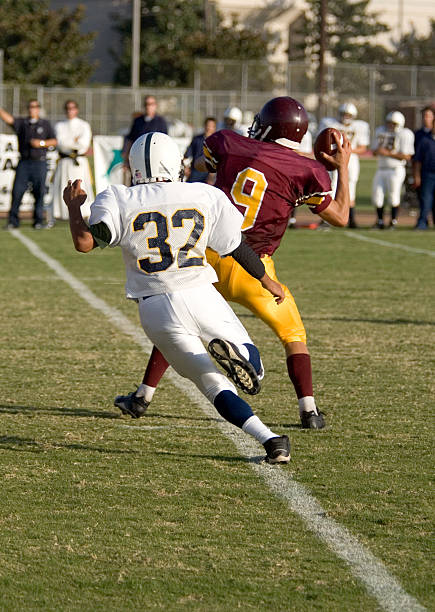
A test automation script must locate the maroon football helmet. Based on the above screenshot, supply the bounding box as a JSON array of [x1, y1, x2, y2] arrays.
[[248, 96, 308, 144]]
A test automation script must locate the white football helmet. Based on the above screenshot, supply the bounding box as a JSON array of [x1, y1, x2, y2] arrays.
[[386, 111, 405, 130], [129, 132, 183, 184], [223, 106, 243, 124], [338, 102, 357, 125]]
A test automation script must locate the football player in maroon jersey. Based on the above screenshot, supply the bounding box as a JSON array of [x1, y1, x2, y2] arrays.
[[115, 97, 351, 430]]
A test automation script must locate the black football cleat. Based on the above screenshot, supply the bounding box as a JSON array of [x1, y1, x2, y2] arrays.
[[208, 338, 261, 395], [114, 390, 149, 418], [264, 435, 291, 464], [300, 410, 325, 429]]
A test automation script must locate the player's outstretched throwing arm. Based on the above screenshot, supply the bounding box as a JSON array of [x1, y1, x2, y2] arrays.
[[317, 133, 352, 227]]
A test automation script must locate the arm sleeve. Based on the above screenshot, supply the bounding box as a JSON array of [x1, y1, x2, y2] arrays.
[[226, 240, 265, 280], [76, 121, 92, 154], [12, 117, 22, 134], [88, 186, 122, 247], [45, 121, 56, 140], [295, 164, 332, 213], [203, 131, 222, 171], [160, 117, 168, 134], [207, 189, 244, 255], [89, 221, 112, 249]]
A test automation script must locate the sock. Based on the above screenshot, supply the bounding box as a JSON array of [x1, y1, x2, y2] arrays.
[[287, 353, 313, 397], [298, 396, 317, 416], [143, 346, 169, 387], [213, 390, 254, 428], [287, 353, 318, 415], [376, 207, 384, 222], [391, 206, 399, 221], [349, 208, 355, 222], [243, 342, 263, 378], [135, 383, 155, 403], [242, 415, 279, 445]]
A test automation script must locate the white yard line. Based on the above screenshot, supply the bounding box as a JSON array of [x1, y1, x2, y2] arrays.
[[11, 230, 426, 612], [344, 230, 435, 257]]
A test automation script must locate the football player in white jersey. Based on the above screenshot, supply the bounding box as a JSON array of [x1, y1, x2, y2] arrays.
[[63, 132, 290, 464], [371, 111, 415, 229], [318, 103, 369, 228]]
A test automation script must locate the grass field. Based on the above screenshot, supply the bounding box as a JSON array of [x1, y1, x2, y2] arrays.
[[1, 222, 434, 611]]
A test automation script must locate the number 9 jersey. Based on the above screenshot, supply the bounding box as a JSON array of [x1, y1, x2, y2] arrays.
[[88, 181, 244, 299], [204, 129, 333, 256]]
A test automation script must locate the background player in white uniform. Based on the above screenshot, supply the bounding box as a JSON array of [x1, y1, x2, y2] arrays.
[[318, 103, 369, 228], [63, 132, 290, 464], [371, 111, 415, 229], [49, 100, 94, 225]]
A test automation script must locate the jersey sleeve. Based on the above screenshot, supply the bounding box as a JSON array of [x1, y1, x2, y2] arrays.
[[400, 129, 415, 156], [207, 188, 244, 255], [203, 130, 225, 171], [89, 186, 122, 247], [296, 164, 332, 213], [12, 117, 24, 134], [45, 120, 56, 140], [356, 121, 370, 147]]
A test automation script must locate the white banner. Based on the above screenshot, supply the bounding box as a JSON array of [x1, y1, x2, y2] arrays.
[[0, 134, 58, 212]]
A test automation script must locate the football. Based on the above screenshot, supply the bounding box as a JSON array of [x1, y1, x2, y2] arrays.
[[313, 127, 342, 171]]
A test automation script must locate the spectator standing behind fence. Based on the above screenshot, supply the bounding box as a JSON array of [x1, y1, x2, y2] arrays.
[[47, 100, 94, 226], [413, 119, 435, 230], [318, 103, 369, 228], [122, 95, 168, 166], [0, 99, 57, 229], [371, 111, 415, 229], [183, 117, 216, 184]]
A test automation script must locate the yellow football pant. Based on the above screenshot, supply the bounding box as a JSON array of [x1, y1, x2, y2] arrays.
[[206, 249, 307, 346]]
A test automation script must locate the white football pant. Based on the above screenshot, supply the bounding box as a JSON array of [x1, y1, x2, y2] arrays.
[[372, 166, 406, 208], [137, 284, 255, 404]]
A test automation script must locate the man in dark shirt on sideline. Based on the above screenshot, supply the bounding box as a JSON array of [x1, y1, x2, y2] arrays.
[[183, 116, 216, 184], [413, 117, 435, 229], [414, 106, 434, 150], [413, 105, 435, 228], [0, 99, 57, 229], [122, 95, 168, 167]]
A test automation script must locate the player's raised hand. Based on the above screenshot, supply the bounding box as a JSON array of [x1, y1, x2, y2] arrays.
[[322, 132, 352, 171], [260, 274, 285, 305], [63, 179, 87, 209]]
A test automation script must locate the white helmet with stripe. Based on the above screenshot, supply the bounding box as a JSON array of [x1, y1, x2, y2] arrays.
[[129, 132, 183, 184], [386, 111, 405, 129]]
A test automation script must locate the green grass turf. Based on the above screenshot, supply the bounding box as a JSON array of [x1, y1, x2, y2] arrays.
[[0, 223, 434, 610]]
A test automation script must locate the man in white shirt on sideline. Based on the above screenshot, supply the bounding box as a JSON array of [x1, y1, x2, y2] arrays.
[[63, 131, 290, 465], [371, 111, 415, 229], [49, 100, 94, 225]]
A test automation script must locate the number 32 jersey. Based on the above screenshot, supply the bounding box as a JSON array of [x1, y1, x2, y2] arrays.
[[204, 130, 333, 256], [89, 182, 244, 298]]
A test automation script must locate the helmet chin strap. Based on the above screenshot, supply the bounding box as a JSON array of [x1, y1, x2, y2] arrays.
[[260, 125, 272, 141]]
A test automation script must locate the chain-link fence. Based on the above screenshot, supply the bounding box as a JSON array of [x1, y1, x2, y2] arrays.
[[0, 61, 433, 137]]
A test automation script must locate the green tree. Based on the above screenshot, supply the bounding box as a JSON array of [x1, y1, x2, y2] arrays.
[[392, 20, 435, 65], [292, 0, 389, 64], [112, 0, 272, 87], [0, 0, 96, 86]]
